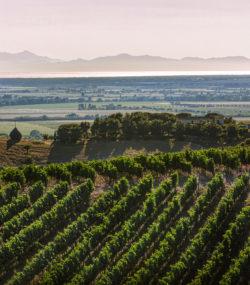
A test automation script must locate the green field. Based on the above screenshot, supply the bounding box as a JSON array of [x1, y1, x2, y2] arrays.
[[0, 103, 79, 110], [0, 101, 172, 110], [0, 120, 94, 137], [0, 121, 56, 136], [1, 100, 250, 119]]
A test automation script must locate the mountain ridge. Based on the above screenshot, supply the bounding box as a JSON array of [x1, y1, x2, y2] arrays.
[[1, 50, 250, 72]]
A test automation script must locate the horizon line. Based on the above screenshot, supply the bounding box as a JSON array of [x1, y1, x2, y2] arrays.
[[1, 50, 250, 62], [1, 70, 250, 79]]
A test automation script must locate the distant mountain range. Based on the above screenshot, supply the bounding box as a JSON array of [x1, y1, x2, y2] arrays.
[[1, 51, 250, 73]]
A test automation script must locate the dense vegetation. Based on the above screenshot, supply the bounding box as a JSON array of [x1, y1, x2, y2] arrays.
[[0, 145, 249, 284], [55, 112, 249, 144]]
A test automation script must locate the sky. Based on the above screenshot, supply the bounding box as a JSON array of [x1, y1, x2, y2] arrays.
[[0, 0, 250, 60]]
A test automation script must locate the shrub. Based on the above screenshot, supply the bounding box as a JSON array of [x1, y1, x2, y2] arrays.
[[0, 183, 20, 206], [66, 161, 96, 181], [111, 157, 143, 177], [90, 161, 118, 180], [23, 165, 48, 185], [46, 164, 71, 183], [1, 167, 25, 186], [29, 181, 45, 203]]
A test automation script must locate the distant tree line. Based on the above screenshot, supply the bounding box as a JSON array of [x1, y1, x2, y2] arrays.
[[0, 95, 82, 107], [54, 112, 249, 144]]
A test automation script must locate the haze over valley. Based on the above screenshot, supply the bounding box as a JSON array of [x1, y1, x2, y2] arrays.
[[1, 51, 250, 74]]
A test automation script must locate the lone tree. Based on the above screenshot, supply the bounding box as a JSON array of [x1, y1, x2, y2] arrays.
[[24, 144, 31, 155], [9, 127, 22, 143]]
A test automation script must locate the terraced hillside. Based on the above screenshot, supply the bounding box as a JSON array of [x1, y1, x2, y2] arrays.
[[0, 146, 249, 285]]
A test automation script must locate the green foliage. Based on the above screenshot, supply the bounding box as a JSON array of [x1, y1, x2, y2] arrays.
[[129, 173, 225, 284], [53, 112, 248, 143], [0, 181, 73, 267], [28, 181, 45, 203], [23, 164, 48, 185], [1, 167, 25, 185], [11, 178, 125, 285], [66, 161, 96, 181], [110, 156, 143, 177], [219, 237, 250, 285], [70, 178, 174, 284], [95, 175, 197, 285], [41, 175, 153, 284], [0, 145, 249, 285], [159, 174, 249, 285], [170, 171, 179, 188], [46, 164, 71, 182], [0, 183, 20, 207], [191, 206, 250, 285], [0, 194, 29, 225], [226, 124, 239, 141], [1, 181, 69, 241], [90, 160, 118, 180], [56, 123, 83, 144]]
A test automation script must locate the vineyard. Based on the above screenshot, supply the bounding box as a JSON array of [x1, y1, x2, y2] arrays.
[[0, 146, 249, 285]]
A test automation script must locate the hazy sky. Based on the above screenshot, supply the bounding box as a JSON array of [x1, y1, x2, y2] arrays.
[[1, 0, 250, 60]]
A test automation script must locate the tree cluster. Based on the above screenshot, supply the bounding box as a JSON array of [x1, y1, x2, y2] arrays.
[[55, 112, 249, 144]]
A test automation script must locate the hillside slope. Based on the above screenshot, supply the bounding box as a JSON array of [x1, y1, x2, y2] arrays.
[[0, 138, 203, 166], [0, 146, 249, 284]]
